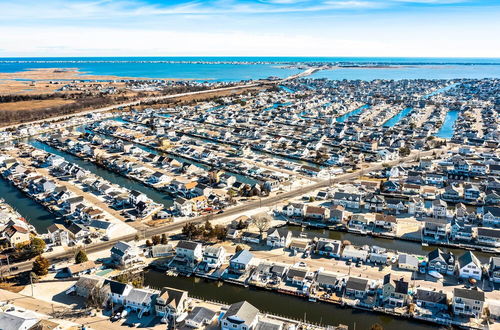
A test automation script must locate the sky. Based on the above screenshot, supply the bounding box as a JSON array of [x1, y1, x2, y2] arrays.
[[0, 0, 499, 57]]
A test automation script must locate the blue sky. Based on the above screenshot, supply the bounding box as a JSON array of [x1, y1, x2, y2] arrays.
[[0, 0, 499, 57]]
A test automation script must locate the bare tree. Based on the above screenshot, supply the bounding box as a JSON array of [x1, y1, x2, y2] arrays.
[[252, 212, 272, 235], [86, 287, 108, 310]]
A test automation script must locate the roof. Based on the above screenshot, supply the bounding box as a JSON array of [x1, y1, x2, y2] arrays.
[[67, 260, 97, 275], [103, 279, 129, 295], [111, 241, 134, 256], [28, 319, 60, 330], [346, 277, 368, 291], [255, 319, 283, 330], [0, 310, 39, 330], [223, 301, 259, 325], [158, 287, 188, 308], [177, 240, 201, 250], [458, 251, 481, 269], [230, 250, 254, 265], [126, 288, 156, 305], [186, 306, 216, 325], [477, 227, 500, 238], [415, 289, 447, 304], [454, 288, 485, 302], [316, 272, 337, 286], [394, 278, 409, 294]]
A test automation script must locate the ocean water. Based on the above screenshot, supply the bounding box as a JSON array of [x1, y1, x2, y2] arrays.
[[0, 57, 499, 81]]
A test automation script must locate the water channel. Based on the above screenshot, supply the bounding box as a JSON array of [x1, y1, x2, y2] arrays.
[[143, 270, 435, 330], [382, 107, 413, 128], [435, 110, 460, 139], [336, 105, 370, 123]]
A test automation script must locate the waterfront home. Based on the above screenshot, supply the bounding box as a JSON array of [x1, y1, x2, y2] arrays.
[[110, 241, 141, 267], [124, 288, 157, 318], [65, 260, 98, 277], [266, 227, 292, 248], [88, 219, 116, 237], [2, 225, 30, 246], [374, 214, 397, 232], [315, 238, 342, 258], [155, 287, 189, 319], [129, 190, 148, 206], [0, 310, 39, 330], [456, 251, 482, 281], [427, 249, 455, 275], [176, 240, 203, 266], [102, 279, 133, 305], [422, 218, 449, 242], [227, 228, 241, 240], [414, 289, 448, 311], [341, 245, 368, 262], [452, 288, 485, 318], [329, 205, 345, 222], [432, 199, 448, 218], [345, 277, 369, 299], [383, 275, 410, 308], [398, 254, 419, 271], [74, 275, 105, 298], [47, 223, 71, 246], [185, 306, 217, 328], [304, 205, 329, 221], [285, 267, 309, 288], [332, 192, 361, 209], [483, 206, 500, 227], [364, 194, 385, 212], [220, 301, 259, 330], [450, 219, 474, 243], [242, 232, 261, 244], [348, 214, 372, 234], [488, 257, 500, 283], [315, 271, 338, 291], [229, 250, 254, 275], [289, 238, 310, 252], [202, 246, 227, 269], [477, 227, 500, 247], [150, 244, 174, 258]]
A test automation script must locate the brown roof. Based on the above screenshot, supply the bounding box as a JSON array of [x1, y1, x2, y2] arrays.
[[67, 260, 97, 274], [306, 206, 326, 215]]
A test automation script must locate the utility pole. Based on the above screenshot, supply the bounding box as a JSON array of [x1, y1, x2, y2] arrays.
[[30, 272, 34, 296]]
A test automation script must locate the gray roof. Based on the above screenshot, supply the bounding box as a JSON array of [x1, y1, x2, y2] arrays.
[[316, 272, 337, 287], [224, 301, 259, 325], [177, 240, 200, 250], [454, 288, 485, 302], [346, 277, 368, 291], [255, 320, 283, 330], [111, 241, 133, 256], [230, 250, 254, 265], [458, 251, 481, 268], [186, 306, 216, 325], [415, 289, 447, 305]]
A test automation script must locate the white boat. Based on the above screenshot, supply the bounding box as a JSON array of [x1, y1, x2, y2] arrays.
[[428, 271, 443, 279]]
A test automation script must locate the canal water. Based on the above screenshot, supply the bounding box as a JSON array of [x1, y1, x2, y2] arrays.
[[383, 107, 413, 128], [143, 270, 434, 330], [0, 176, 57, 233], [435, 110, 459, 139], [336, 105, 369, 123], [285, 225, 494, 263]]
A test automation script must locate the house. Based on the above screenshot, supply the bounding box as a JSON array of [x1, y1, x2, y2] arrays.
[[414, 289, 448, 311], [304, 206, 329, 221], [386, 277, 410, 307], [341, 245, 368, 262], [241, 232, 261, 244], [0, 310, 39, 330], [282, 203, 305, 217], [422, 218, 449, 241], [176, 240, 203, 266], [74, 275, 105, 298], [266, 228, 292, 248], [332, 192, 361, 209], [289, 238, 310, 252], [185, 306, 217, 328], [348, 214, 372, 234], [254, 319, 283, 330], [125, 288, 157, 317], [155, 287, 189, 318], [427, 249, 455, 275], [452, 288, 485, 318], [65, 260, 98, 277], [3, 225, 30, 246], [110, 241, 141, 267], [364, 194, 385, 212], [398, 254, 419, 271], [374, 214, 397, 232], [488, 257, 500, 283], [432, 199, 448, 218], [345, 277, 369, 299], [220, 301, 259, 330], [285, 267, 309, 287], [315, 271, 338, 291], [102, 279, 133, 305], [477, 227, 500, 247], [315, 238, 341, 258], [203, 246, 226, 269], [483, 206, 500, 227], [456, 251, 482, 281], [329, 205, 345, 222], [229, 250, 254, 274]]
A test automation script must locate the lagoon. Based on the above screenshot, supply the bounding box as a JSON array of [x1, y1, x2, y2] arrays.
[[435, 110, 460, 139], [383, 107, 413, 127]]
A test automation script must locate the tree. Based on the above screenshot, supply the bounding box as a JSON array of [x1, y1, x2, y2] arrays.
[[145, 240, 152, 247], [134, 234, 140, 241], [309, 196, 315, 202], [152, 235, 161, 246], [370, 324, 383, 330], [160, 233, 168, 245], [213, 225, 227, 241], [399, 146, 411, 157], [86, 286, 107, 309], [75, 250, 88, 264], [235, 245, 244, 253], [32, 256, 49, 276], [252, 213, 271, 235], [30, 237, 46, 256]]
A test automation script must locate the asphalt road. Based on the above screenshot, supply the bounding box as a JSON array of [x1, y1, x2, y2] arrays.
[[3, 146, 445, 275]]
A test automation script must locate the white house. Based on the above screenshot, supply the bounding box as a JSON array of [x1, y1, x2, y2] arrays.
[[220, 301, 259, 330], [176, 240, 203, 266], [457, 252, 482, 281], [266, 228, 292, 248], [203, 246, 226, 269]]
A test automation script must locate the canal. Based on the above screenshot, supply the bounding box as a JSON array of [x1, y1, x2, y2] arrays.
[[336, 105, 369, 123], [143, 271, 434, 330], [383, 107, 413, 128], [285, 225, 494, 263], [435, 110, 459, 139]]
